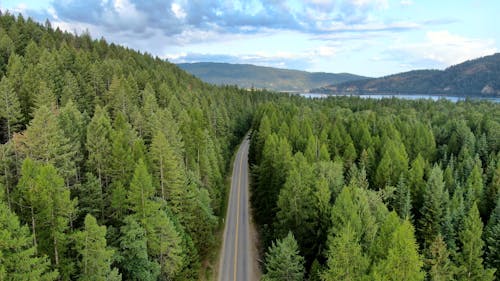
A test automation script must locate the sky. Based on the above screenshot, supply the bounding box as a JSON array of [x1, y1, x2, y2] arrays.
[[0, 0, 498, 77]]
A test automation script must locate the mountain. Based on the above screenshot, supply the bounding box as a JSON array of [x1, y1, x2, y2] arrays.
[[313, 53, 500, 97], [177, 62, 367, 92]]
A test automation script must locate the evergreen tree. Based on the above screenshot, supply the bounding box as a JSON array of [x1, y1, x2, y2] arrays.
[[0, 76, 22, 141], [418, 165, 447, 248], [484, 196, 500, 280], [150, 130, 185, 201], [75, 214, 121, 281], [331, 186, 380, 253], [456, 203, 495, 281], [117, 216, 160, 281], [127, 159, 185, 278], [466, 162, 484, 209], [427, 234, 455, 281], [322, 224, 370, 281], [374, 138, 409, 189], [57, 99, 86, 184], [86, 105, 112, 186], [0, 189, 58, 281], [276, 153, 318, 260], [262, 233, 305, 281], [14, 105, 76, 183], [16, 159, 76, 277], [108, 113, 135, 184], [408, 154, 426, 219], [371, 219, 425, 281]]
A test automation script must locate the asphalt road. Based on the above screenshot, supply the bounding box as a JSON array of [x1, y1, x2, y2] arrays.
[[218, 137, 257, 281]]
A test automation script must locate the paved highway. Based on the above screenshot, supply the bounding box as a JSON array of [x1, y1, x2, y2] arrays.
[[218, 137, 258, 281]]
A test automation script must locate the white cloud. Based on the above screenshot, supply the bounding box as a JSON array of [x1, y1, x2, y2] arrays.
[[352, 0, 388, 9], [171, 3, 186, 19], [400, 0, 413, 6], [392, 30, 497, 67]]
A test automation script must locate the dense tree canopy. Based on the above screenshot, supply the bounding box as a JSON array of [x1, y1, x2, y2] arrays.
[[250, 95, 499, 280], [0, 11, 499, 281], [0, 11, 272, 280]]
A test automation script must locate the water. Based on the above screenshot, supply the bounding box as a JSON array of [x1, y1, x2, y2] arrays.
[[300, 93, 500, 103]]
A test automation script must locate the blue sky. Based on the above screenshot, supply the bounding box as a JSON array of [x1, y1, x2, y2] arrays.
[[1, 0, 498, 77]]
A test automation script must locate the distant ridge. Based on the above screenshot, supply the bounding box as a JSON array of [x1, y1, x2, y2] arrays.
[[177, 62, 367, 92], [313, 53, 500, 97]]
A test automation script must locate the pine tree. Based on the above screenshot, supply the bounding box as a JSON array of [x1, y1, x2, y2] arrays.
[[0, 76, 22, 141], [57, 99, 85, 184], [262, 233, 305, 281], [16, 159, 76, 277], [108, 113, 135, 184], [427, 234, 455, 281], [371, 219, 425, 281], [374, 138, 408, 189], [76, 173, 104, 221], [127, 159, 185, 278], [331, 186, 380, 253], [150, 130, 185, 201], [14, 105, 76, 183], [395, 174, 412, 219], [465, 162, 484, 209], [322, 224, 370, 281], [456, 203, 495, 281], [484, 196, 500, 280], [127, 159, 156, 219], [86, 105, 112, 186], [145, 209, 185, 279], [117, 216, 160, 281], [418, 165, 447, 249], [0, 189, 58, 281], [408, 154, 426, 219], [276, 153, 318, 260], [75, 214, 121, 281]]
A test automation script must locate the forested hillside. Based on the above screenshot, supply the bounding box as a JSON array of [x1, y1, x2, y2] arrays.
[[250, 97, 499, 280], [0, 12, 272, 280], [178, 62, 366, 92], [314, 53, 500, 97]]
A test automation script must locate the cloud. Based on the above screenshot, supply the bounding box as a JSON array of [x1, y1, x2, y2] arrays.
[[33, 0, 423, 38], [388, 30, 497, 68]]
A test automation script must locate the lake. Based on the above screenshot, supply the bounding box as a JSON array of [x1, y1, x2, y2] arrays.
[[300, 93, 500, 103]]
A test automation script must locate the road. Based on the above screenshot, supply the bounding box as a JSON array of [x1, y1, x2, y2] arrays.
[[218, 137, 258, 281]]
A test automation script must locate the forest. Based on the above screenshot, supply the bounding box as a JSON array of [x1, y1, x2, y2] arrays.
[[251, 96, 499, 280], [0, 11, 275, 280], [0, 11, 499, 281]]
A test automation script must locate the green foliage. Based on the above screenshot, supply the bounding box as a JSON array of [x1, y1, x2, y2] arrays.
[[484, 195, 500, 280], [250, 94, 499, 279], [262, 232, 305, 281], [117, 216, 160, 281], [15, 158, 76, 277], [15, 105, 76, 183], [322, 224, 370, 281], [75, 214, 121, 281], [0, 190, 58, 281], [371, 219, 425, 281], [427, 235, 455, 281], [85, 105, 112, 186], [456, 203, 495, 281], [375, 138, 408, 188], [418, 165, 447, 248], [0, 76, 22, 141]]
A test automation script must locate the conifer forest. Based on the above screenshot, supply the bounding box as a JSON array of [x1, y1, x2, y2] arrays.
[[0, 12, 499, 281]]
